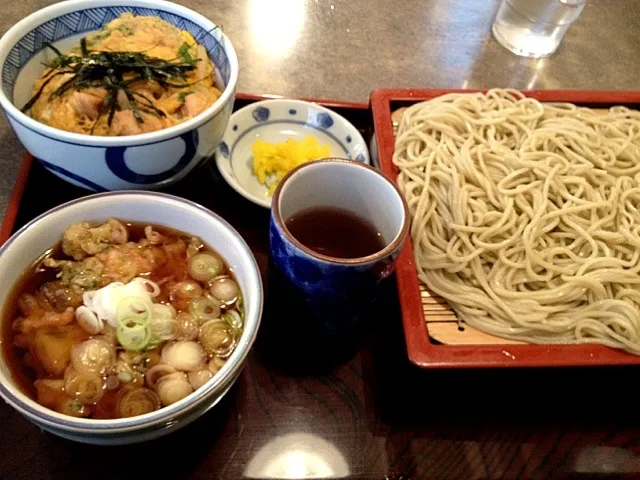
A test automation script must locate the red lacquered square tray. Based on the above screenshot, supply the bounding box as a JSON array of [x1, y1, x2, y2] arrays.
[[371, 88, 640, 368]]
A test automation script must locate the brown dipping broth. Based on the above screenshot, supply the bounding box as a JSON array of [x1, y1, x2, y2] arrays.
[[284, 207, 385, 259]]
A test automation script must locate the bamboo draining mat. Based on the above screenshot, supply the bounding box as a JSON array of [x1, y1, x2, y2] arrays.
[[391, 107, 525, 346]]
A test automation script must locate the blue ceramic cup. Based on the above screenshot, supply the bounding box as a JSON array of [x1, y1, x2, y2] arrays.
[[269, 159, 409, 335]]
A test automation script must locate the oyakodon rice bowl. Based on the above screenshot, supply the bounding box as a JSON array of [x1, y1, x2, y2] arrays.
[[0, 192, 262, 444], [0, 0, 238, 190]]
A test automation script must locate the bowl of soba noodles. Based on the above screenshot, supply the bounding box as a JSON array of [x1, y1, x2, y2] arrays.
[[0, 0, 238, 191], [0, 192, 263, 444]]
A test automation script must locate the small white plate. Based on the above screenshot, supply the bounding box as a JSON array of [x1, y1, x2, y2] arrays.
[[215, 99, 370, 208]]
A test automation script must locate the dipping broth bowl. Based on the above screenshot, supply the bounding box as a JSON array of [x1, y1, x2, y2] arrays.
[[0, 0, 238, 191], [0, 192, 263, 444], [269, 159, 409, 334]]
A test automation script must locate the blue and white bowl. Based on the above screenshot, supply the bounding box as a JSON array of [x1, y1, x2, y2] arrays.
[[0, 192, 263, 444], [215, 99, 370, 208], [0, 0, 238, 191]]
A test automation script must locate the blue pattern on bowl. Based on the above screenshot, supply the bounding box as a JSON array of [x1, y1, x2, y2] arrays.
[[269, 215, 400, 334], [2, 6, 231, 98], [39, 158, 108, 191], [106, 130, 199, 184], [312, 112, 334, 129], [346, 135, 352, 143], [252, 106, 270, 122], [231, 119, 352, 157], [219, 140, 230, 159], [288, 109, 297, 115]]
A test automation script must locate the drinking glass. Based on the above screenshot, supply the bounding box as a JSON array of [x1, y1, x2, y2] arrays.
[[492, 0, 586, 58]]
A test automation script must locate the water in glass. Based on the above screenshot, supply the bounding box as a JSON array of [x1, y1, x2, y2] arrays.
[[492, 0, 586, 58]]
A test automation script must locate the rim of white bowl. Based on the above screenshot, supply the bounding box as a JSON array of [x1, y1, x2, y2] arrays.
[[0, 191, 263, 433], [215, 98, 371, 209], [0, 0, 238, 147]]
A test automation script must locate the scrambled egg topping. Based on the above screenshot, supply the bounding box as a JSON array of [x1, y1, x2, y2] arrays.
[[252, 136, 331, 195]]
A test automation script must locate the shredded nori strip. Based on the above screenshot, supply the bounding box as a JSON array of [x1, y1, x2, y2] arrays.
[[22, 38, 200, 127]]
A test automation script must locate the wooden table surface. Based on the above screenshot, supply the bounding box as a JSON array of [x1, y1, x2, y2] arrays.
[[0, 1, 640, 478]]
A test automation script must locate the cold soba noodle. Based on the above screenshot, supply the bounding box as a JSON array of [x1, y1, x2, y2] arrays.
[[393, 89, 640, 353], [2, 220, 244, 418]]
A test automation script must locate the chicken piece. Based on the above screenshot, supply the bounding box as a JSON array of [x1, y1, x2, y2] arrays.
[[13, 307, 74, 334], [112, 109, 163, 136], [182, 93, 208, 118], [38, 282, 84, 311], [61, 218, 128, 260], [112, 110, 141, 135], [70, 90, 106, 120], [26, 324, 89, 376]]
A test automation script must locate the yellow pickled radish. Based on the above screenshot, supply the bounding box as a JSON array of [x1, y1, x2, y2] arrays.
[[252, 136, 331, 194]]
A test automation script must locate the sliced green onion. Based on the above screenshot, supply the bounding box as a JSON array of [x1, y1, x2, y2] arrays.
[[117, 314, 151, 351], [189, 297, 221, 324], [116, 296, 153, 324], [199, 319, 236, 357], [61, 398, 91, 417], [133, 277, 161, 297], [171, 280, 203, 301], [208, 356, 226, 374], [222, 309, 243, 331], [175, 312, 199, 341], [208, 276, 239, 305], [236, 294, 245, 320], [188, 253, 224, 282], [147, 316, 178, 349], [116, 387, 160, 418], [64, 369, 105, 404], [152, 303, 177, 320]]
